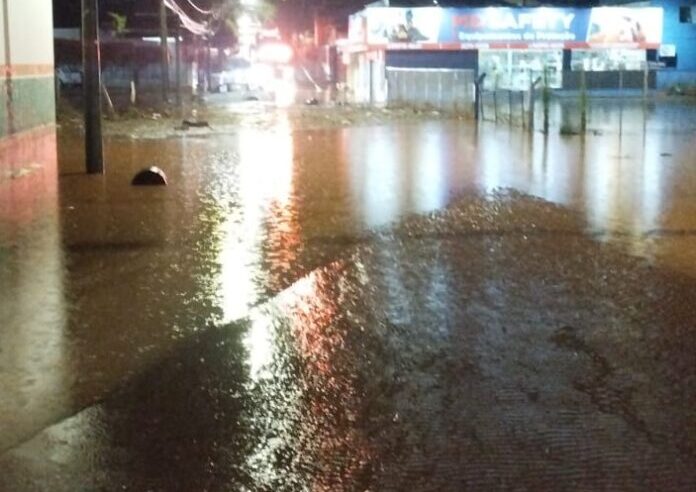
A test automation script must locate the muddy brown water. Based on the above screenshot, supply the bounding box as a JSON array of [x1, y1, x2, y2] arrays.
[[1, 102, 696, 489]]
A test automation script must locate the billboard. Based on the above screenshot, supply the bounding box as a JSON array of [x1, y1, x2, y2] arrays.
[[357, 7, 663, 48], [365, 7, 443, 44]]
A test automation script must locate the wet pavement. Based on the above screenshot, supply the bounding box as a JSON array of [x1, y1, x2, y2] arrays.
[[1, 98, 696, 490]]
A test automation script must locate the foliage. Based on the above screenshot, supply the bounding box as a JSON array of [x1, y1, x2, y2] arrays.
[[108, 12, 128, 34], [197, 0, 277, 37]]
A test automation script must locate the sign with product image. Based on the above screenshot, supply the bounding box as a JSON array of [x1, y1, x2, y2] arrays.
[[351, 7, 663, 49]]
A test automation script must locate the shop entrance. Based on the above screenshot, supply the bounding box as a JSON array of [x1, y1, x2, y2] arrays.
[[479, 49, 563, 90]]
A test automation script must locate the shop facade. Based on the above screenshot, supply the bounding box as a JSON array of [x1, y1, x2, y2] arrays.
[[341, 3, 693, 105], [657, 0, 696, 87]]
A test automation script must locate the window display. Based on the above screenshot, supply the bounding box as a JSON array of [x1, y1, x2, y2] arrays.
[[479, 49, 563, 90], [570, 49, 646, 71]]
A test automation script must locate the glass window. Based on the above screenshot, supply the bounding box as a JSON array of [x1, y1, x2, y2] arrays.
[[680, 6, 694, 24], [571, 49, 646, 72], [479, 49, 563, 90]]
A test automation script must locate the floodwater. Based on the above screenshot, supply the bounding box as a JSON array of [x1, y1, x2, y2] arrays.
[[1, 99, 696, 490]]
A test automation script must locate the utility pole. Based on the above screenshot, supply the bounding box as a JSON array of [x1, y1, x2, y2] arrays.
[[159, 0, 170, 103], [82, 0, 104, 174], [175, 26, 182, 108]]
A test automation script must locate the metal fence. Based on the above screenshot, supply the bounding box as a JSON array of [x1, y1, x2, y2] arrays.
[[480, 89, 530, 127], [477, 68, 673, 134], [386, 68, 476, 114]]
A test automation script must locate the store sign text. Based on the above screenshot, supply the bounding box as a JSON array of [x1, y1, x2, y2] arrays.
[[356, 7, 663, 48], [452, 11, 575, 32]]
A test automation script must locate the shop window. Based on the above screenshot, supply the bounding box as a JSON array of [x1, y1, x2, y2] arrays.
[[571, 49, 646, 72], [479, 49, 563, 90], [680, 6, 694, 23]]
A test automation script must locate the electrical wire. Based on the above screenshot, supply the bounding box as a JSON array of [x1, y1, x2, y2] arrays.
[[163, 0, 211, 35], [185, 0, 212, 15]]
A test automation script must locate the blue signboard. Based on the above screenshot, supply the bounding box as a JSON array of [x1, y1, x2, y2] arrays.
[[441, 8, 591, 44], [358, 7, 663, 47]]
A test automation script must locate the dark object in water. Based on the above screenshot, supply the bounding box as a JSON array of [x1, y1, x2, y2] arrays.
[[132, 167, 168, 186], [182, 120, 210, 128], [305, 98, 319, 106]]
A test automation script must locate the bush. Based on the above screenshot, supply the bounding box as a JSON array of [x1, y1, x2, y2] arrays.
[[559, 123, 580, 136]]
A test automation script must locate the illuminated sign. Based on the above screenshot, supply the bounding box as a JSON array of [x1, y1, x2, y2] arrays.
[[354, 7, 663, 48]]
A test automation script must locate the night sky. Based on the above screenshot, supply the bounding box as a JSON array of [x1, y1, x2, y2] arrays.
[[52, 0, 160, 28], [51, 0, 600, 30]]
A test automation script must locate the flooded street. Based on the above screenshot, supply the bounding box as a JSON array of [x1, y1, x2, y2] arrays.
[[1, 99, 696, 490]]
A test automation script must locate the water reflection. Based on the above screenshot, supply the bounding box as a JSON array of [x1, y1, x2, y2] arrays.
[[0, 205, 68, 450], [2, 102, 696, 488], [347, 126, 401, 227], [415, 129, 449, 212], [2, 101, 696, 458], [245, 264, 377, 491], [216, 114, 295, 322], [0, 132, 70, 451]]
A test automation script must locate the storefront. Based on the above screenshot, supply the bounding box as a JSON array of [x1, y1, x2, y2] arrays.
[[342, 5, 671, 103]]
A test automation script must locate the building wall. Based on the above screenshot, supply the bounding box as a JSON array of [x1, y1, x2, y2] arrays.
[[348, 52, 388, 105], [1, 0, 56, 137], [1, 0, 57, 214], [386, 68, 476, 113], [657, 0, 696, 71], [385, 51, 478, 71]]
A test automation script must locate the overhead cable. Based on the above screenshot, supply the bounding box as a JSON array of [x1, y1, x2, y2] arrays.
[[163, 0, 211, 35], [186, 0, 212, 15]]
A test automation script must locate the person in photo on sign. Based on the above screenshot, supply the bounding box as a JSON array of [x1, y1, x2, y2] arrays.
[[588, 12, 647, 43], [389, 10, 428, 42]]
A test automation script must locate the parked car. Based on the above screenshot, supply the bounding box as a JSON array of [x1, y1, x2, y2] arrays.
[[56, 64, 83, 87], [209, 57, 255, 92]]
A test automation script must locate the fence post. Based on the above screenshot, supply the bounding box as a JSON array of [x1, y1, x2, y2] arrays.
[[493, 73, 499, 123], [175, 27, 182, 109], [474, 73, 486, 121], [542, 66, 550, 135], [528, 75, 542, 131], [643, 61, 649, 104], [619, 68, 624, 135], [101, 83, 115, 117], [580, 67, 587, 134]]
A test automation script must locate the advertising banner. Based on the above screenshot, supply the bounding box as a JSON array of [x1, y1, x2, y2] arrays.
[[358, 7, 663, 48]]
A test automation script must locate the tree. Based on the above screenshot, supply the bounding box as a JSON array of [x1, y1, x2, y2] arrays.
[[108, 12, 128, 34]]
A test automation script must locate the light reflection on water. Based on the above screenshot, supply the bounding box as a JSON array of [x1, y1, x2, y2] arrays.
[[0, 205, 69, 449], [337, 120, 695, 256], [217, 114, 295, 323], [2, 103, 696, 459]]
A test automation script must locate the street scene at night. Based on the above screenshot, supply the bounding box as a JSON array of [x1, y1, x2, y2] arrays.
[[1, 0, 696, 490]]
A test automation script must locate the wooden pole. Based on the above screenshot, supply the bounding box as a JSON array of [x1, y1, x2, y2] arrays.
[[81, 0, 104, 174], [159, 0, 170, 103], [175, 27, 182, 108]]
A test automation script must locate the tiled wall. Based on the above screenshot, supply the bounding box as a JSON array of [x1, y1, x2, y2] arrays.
[[0, 0, 57, 196]]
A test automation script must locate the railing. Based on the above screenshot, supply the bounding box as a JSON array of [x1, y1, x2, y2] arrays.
[[477, 67, 668, 135], [386, 68, 476, 114]]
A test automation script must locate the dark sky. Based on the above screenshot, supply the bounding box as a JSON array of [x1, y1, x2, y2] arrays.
[[52, 0, 599, 30], [51, 0, 367, 31], [53, 0, 153, 27]]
